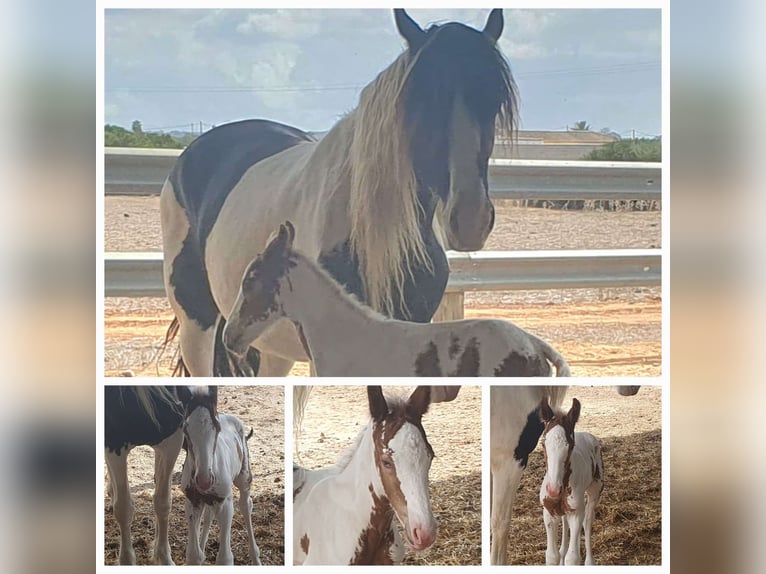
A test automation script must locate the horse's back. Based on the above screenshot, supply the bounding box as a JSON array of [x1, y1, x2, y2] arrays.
[[167, 119, 315, 250], [105, 386, 183, 455]]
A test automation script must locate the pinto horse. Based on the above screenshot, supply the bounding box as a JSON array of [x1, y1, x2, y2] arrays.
[[104, 386, 187, 564], [223, 221, 570, 377], [161, 9, 518, 376], [490, 385, 639, 565], [293, 386, 437, 565]]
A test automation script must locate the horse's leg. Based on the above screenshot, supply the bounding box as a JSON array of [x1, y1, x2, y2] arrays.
[[105, 450, 135, 565], [151, 429, 183, 564], [199, 506, 214, 555], [177, 318, 217, 376], [583, 487, 601, 565], [490, 457, 525, 565], [234, 477, 262, 565], [564, 501, 585, 565], [558, 515, 568, 565], [258, 352, 295, 376], [214, 496, 235, 565], [542, 507, 559, 565], [184, 499, 205, 565]]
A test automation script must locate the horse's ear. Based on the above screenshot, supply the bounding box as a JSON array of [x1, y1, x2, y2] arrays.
[[368, 386, 388, 421], [208, 385, 218, 406], [483, 9, 504, 44], [567, 398, 581, 425], [538, 397, 554, 422], [394, 9, 425, 50], [407, 386, 431, 418], [284, 220, 296, 246], [176, 386, 192, 409]]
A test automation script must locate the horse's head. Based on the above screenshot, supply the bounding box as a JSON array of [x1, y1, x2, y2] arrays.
[[179, 386, 221, 493], [223, 221, 297, 361], [395, 9, 517, 251], [539, 397, 581, 502], [368, 386, 437, 551]]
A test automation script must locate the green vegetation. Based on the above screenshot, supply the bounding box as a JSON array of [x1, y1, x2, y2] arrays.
[[584, 137, 661, 162], [105, 121, 196, 149]]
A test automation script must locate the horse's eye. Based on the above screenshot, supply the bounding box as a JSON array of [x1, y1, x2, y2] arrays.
[[382, 459, 393, 469]]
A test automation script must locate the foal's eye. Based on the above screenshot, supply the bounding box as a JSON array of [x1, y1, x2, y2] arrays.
[[382, 459, 393, 469]]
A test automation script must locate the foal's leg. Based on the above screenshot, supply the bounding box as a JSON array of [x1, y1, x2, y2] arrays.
[[564, 499, 586, 565], [583, 486, 602, 565], [199, 506, 214, 557], [235, 481, 262, 565], [558, 516, 568, 565], [214, 496, 236, 565], [105, 450, 135, 565], [151, 429, 183, 564], [258, 352, 295, 376], [542, 507, 560, 565], [185, 499, 205, 565], [490, 457, 525, 564]]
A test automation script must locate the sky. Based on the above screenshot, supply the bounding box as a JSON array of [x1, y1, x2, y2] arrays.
[[104, 8, 662, 137]]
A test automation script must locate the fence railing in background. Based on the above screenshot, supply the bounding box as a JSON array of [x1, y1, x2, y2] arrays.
[[104, 147, 662, 201]]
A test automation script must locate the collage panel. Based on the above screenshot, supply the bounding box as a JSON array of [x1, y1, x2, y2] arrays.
[[490, 384, 661, 566], [293, 384, 480, 565], [103, 385, 284, 565]]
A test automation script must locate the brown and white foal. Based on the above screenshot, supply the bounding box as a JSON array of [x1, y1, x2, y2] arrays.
[[293, 386, 437, 565], [538, 397, 603, 566], [223, 221, 570, 377]]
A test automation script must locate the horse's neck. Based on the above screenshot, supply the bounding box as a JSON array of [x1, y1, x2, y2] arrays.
[[283, 259, 392, 354]]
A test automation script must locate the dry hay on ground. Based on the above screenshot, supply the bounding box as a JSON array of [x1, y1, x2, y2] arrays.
[[103, 386, 285, 565], [296, 385, 482, 566], [499, 386, 662, 565]]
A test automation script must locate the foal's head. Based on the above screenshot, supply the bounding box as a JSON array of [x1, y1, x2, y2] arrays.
[[178, 386, 221, 493], [539, 397, 581, 503], [367, 386, 437, 551], [223, 222, 298, 360]]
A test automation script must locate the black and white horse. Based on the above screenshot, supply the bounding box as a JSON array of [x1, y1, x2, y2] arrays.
[[160, 9, 518, 376], [104, 386, 187, 565]]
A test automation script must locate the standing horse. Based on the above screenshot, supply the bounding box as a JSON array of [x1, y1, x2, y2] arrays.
[[179, 386, 262, 565], [223, 221, 570, 377], [293, 386, 437, 564], [161, 8, 518, 376], [538, 397, 604, 566], [490, 385, 639, 565], [104, 386, 186, 565]]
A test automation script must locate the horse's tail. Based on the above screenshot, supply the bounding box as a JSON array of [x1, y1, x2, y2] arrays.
[[156, 316, 190, 377], [125, 386, 183, 430], [246, 427, 254, 442], [293, 386, 313, 462], [532, 334, 571, 378]]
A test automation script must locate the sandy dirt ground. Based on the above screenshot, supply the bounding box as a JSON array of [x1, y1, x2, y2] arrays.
[[103, 386, 285, 565], [291, 384, 661, 565], [104, 198, 661, 377]]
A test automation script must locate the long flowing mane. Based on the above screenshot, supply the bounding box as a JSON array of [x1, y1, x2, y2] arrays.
[[340, 20, 518, 316]]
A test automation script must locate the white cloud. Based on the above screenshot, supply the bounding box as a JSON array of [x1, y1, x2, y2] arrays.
[[235, 9, 322, 39]]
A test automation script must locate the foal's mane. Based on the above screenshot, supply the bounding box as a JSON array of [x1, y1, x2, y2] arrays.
[[333, 16, 518, 317]]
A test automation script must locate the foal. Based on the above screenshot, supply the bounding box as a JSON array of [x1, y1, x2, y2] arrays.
[[293, 386, 436, 565], [179, 386, 262, 565], [223, 222, 570, 377], [538, 397, 603, 566]]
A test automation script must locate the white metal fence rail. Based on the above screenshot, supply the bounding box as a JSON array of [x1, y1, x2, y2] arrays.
[[104, 147, 662, 201], [104, 249, 660, 298]]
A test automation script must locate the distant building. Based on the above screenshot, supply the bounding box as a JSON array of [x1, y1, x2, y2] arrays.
[[493, 130, 619, 160], [307, 129, 618, 161]]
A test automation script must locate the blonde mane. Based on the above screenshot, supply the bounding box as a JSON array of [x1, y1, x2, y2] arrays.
[[345, 52, 431, 317]]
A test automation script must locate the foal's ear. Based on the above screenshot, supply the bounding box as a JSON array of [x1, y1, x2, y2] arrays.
[[368, 386, 389, 421], [483, 9, 504, 44], [208, 385, 218, 406], [283, 220, 296, 246], [394, 9, 426, 50], [538, 397, 554, 422], [407, 386, 431, 418], [176, 386, 192, 408], [567, 398, 581, 425]]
